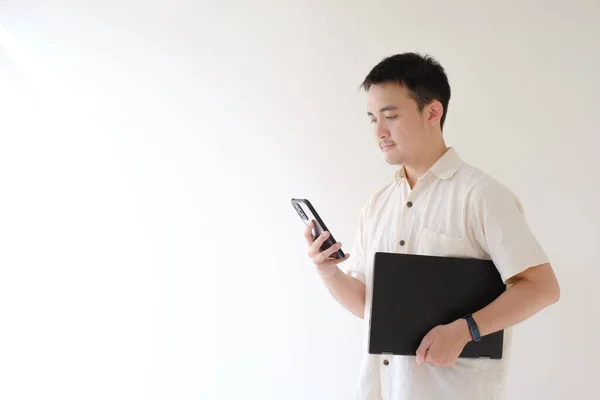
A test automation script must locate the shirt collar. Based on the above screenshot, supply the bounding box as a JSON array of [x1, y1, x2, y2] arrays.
[[394, 147, 464, 183]]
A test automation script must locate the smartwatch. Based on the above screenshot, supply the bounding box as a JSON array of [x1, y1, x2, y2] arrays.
[[463, 314, 481, 342]]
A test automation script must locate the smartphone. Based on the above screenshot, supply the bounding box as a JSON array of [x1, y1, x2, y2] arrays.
[[291, 198, 345, 259]]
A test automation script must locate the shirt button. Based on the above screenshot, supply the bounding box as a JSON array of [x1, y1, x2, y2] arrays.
[[407, 201, 413, 208], [399, 240, 405, 246], [383, 359, 389, 366]]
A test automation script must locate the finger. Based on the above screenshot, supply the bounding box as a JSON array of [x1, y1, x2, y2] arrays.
[[443, 354, 458, 367], [319, 253, 350, 269], [424, 348, 435, 364], [425, 349, 449, 367], [309, 231, 332, 256], [315, 241, 343, 262], [338, 253, 351, 263], [416, 336, 431, 365], [303, 220, 316, 244], [428, 360, 441, 367]]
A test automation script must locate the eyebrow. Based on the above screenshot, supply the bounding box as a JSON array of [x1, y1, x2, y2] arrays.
[[367, 105, 399, 116]]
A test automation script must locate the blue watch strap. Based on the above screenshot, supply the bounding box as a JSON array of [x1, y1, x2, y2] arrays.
[[464, 314, 481, 342]]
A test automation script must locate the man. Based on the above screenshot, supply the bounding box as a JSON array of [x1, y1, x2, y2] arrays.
[[303, 53, 560, 400]]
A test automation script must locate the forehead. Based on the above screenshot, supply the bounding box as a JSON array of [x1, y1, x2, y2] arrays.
[[367, 83, 413, 111]]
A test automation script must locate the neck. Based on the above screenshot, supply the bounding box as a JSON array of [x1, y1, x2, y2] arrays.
[[404, 142, 449, 189]]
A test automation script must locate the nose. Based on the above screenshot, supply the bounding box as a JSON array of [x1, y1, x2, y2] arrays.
[[375, 121, 390, 140]]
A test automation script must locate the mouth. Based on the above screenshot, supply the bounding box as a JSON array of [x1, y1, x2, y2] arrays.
[[381, 143, 396, 151]]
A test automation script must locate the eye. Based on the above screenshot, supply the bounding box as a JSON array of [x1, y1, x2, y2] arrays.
[[369, 119, 377, 124], [385, 115, 398, 120]]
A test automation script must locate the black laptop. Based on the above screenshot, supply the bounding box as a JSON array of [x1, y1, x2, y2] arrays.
[[368, 252, 506, 359]]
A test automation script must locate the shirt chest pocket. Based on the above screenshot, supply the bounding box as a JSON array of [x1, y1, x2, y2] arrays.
[[415, 227, 476, 259]]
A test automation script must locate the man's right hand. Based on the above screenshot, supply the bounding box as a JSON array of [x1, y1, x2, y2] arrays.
[[304, 220, 350, 277]]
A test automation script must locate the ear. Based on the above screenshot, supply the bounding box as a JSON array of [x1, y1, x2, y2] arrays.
[[426, 100, 444, 128]]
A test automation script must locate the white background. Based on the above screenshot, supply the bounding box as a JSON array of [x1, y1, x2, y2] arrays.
[[0, 1, 598, 399]]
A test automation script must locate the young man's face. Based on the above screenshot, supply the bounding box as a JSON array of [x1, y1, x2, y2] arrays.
[[367, 83, 430, 166]]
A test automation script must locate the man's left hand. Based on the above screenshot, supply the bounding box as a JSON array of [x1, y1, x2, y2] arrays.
[[415, 319, 472, 367]]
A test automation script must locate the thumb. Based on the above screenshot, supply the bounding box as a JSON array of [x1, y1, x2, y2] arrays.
[[415, 336, 431, 365]]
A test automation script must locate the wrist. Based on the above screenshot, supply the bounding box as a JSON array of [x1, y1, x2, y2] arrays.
[[455, 318, 473, 344], [319, 264, 340, 279], [462, 314, 482, 342]]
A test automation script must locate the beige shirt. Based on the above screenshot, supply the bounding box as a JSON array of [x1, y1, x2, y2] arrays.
[[341, 147, 549, 400]]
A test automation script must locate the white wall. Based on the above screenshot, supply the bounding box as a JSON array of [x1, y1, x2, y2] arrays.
[[0, 1, 598, 399]]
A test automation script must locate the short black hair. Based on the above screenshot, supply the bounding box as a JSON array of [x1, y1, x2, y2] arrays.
[[361, 52, 451, 130]]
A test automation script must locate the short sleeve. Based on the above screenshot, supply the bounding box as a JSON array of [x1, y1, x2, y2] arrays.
[[470, 182, 549, 284], [339, 200, 369, 285]]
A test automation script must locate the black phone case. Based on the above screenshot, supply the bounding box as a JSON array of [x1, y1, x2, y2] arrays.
[[291, 198, 345, 259]]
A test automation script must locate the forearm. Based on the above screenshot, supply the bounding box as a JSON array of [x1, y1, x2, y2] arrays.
[[471, 267, 560, 337], [418, 264, 560, 367], [320, 266, 366, 319]]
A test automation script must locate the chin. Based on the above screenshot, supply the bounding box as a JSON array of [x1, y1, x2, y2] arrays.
[[385, 157, 403, 166], [384, 149, 404, 166]]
